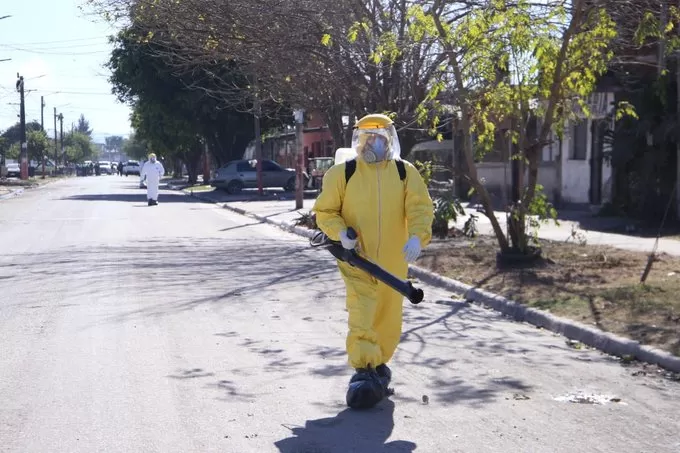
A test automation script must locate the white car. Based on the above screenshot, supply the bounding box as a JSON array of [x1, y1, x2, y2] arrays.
[[123, 160, 141, 176], [5, 163, 20, 178], [98, 161, 112, 175]]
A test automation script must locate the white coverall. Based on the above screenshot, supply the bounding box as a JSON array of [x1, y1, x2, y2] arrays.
[[141, 160, 165, 201]]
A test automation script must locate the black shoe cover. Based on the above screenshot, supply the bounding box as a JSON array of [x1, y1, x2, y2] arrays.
[[346, 368, 385, 409], [376, 364, 392, 391]]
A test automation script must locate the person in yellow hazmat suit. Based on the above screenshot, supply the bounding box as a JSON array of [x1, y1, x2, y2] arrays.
[[313, 113, 434, 409]]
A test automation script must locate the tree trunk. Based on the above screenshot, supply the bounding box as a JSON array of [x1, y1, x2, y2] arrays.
[[173, 158, 182, 179], [325, 108, 347, 150], [398, 126, 418, 160], [432, 11, 510, 253]]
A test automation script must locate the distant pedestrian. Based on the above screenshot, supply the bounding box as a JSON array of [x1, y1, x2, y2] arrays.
[[140, 153, 165, 206]]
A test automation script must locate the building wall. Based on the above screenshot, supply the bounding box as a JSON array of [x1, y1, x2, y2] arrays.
[[242, 109, 335, 169], [559, 92, 615, 205], [476, 162, 559, 203]]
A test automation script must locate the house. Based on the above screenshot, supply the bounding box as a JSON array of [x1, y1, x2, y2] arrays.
[[242, 110, 335, 169], [410, 91, 616, 210]]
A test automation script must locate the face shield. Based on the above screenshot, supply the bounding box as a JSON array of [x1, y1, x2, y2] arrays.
[[351, 124, 401, 164]]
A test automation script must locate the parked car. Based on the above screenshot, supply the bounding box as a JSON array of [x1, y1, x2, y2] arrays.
[[5, 163, 20, 178], [123, 160, 141, 176], [98, 161, 112, 175], [306, 157, 334, 191], [210, 159, 306, 194]]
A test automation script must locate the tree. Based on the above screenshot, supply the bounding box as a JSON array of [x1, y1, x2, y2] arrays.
[[76, 114, 93, 137], [398, 0, 620, 255], [1, 121, 45, 163], [1, 120, 42, 144], [0, 136, 8, 164], [105, 135, 125, 151], [106, 23, 289, 182], [64, 132, 98, 163], [27, 129, 50, 163], [87, 0, 448, 153], [121, 133, 149, 160]]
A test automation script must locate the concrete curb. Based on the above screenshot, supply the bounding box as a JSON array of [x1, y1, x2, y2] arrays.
[[188, 191, 680, 373], [0, 187, 24, 200]]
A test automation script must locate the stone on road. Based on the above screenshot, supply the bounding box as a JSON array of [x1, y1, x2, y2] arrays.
[[0, 177, 678, 453]]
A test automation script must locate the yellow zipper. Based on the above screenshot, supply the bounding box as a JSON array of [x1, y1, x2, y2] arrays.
[[377, 164, 382, 259]]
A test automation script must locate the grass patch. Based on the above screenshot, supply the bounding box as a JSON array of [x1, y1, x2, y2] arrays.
[[184, 185, 214, 192], [417, 236, 680, 357]]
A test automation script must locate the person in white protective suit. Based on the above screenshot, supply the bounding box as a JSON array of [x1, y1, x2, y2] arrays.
[[140, 153, 165, 206]]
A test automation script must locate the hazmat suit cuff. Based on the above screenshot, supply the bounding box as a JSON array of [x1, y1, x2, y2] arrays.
[[409, 232, 429, 248], [326, 224, 347, 242], [313, 215, 346, 242]]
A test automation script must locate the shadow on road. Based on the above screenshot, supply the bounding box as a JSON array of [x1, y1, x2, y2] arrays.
[[275, 400, 415, 453], [57, 193, 198, 203]]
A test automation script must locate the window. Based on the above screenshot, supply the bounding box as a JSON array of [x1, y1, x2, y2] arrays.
[[570, 120, 587, 160], [237, 162, 253, 172], [484, 130, 509, 162], [262, 160, 281, 172]]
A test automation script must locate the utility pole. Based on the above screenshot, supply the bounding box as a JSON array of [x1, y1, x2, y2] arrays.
[[40, 96, 46, 178], [59, 113, 64, 166], [16, 73, 27, 180], [53, 108, 58, 168], [40, 96, 45, 129], [293, 109, 305, 209]]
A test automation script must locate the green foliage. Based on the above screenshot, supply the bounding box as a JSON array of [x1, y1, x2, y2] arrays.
[[6, 143, 20, 160], [381, 1, 620, 254], [64, 132, 98, 163], [432, 195, 466, 239], [76, 114, 93, 137], [524, 184, 559, 246], [105, 135, 125, 151], [463, 214, 479, 239], [0, 137, 8, 160], [1, 121, 43, 144], [107, 26, 286, 173], [26, 130, 50, 162], [121, 133, 150, 160], [414, 160, 433, 186]]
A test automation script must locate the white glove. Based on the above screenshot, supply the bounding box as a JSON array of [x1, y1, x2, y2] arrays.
[[339, 230, 357, 250], [403, 236, 422, 263]]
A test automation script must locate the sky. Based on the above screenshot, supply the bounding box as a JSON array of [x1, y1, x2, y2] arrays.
[[0, 1, 132, 144]]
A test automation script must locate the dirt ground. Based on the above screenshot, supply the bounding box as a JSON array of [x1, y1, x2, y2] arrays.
[[417, 235, 680, 357]]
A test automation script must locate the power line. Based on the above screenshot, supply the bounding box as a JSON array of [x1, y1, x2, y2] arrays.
[[0, 42, 109, 51], [0, 46, 109, 56], [39, 90, 114, 96], [2, 36, 109, 46]]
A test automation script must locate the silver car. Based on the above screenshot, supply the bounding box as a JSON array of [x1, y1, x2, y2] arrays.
[[210, 159, 303, 194]]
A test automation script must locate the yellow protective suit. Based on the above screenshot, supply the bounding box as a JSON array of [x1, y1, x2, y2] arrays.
[[313, 157, 433, 369]]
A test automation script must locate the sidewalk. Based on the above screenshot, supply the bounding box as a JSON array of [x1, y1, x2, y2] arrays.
[[184, 188, 680, 373], [0, 177, 71, 201], [0, 185, 24, 200], [185, 189, 680, 257]]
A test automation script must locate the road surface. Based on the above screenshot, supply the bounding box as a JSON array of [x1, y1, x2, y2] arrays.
[[0, 176, 678, 453]]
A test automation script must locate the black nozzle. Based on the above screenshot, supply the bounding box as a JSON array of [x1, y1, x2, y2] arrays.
[[346, 227, 357, 240], [408, 286, 424, 305]]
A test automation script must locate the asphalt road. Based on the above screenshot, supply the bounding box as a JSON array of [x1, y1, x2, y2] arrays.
[[0, 176, 679, 453]]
